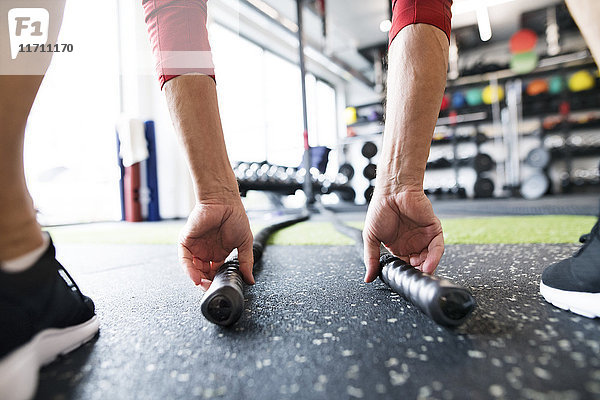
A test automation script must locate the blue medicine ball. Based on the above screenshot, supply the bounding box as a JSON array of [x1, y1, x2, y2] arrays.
[[452, 91, 466, 108]]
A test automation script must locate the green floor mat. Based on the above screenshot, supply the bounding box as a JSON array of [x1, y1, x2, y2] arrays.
[[45, 215, 596, 246]]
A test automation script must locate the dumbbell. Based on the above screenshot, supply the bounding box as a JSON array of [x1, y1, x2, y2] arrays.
[[245, 162, 261, 181], [428, 157, 452, 169], [274, 166, 287, 183], [449, 186, 467, 198], [362, 142, 378, 159], [334, 173, 349, 185], [544, 135, 564, 149], [256, 163, 271, 182], [234, 162, 250, 180], [363, 163, 377, 180], [309, 167, 321, 182], [570, 168, 600, 186]]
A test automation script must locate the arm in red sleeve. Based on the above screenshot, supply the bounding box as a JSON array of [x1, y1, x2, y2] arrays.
[[389, 0, 453, 46], [142, 0, 215, 89]]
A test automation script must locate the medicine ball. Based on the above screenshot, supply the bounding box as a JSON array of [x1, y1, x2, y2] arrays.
[[568, 70, 595, 92], [510, 51, 538, 75], [526, 79, 549, 96], [465, 88, 483, 106], [482, 85, 505, 104], [452, 91, 466, 108], [509, 29, 537, 54]]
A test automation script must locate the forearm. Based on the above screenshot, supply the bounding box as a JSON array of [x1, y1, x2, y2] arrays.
[[377, 24, 449, 194], [165, 75, 239, 202]]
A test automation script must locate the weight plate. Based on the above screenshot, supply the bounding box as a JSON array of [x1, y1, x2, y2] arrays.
[[338, 187, 356, 202], [364, 186, 375, 202], [338, 163, 355, 180], [473, 177, 495, 198], [361, 142, 378, 159], [521, 173, 549, 200], [525, 148, 550, 168], [363, 163, 377, 180], [473, 153, 494, 173], [475, 132, 487, 145]]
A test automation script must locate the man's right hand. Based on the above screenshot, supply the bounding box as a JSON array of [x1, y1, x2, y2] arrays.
[[178, 199, 254, 291], [362, 189, 444, 282]]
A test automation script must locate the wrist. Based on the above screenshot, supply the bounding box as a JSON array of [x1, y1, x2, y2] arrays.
[[374, 166, 424, 196], [193, 166, 241, 204]]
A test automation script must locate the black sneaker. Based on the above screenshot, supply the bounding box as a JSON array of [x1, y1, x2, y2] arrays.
[[0, 237, 99, 400], [540, 218, 600, 318]]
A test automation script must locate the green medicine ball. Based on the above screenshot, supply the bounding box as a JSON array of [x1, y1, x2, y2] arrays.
[[510, 51, 538, 74], [465, 88, 483, 106], [548, 76, 564, 95]]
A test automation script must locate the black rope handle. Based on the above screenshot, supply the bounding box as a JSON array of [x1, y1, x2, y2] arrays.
[[322, 204, 475, 327], [200, 212, 309, 326]]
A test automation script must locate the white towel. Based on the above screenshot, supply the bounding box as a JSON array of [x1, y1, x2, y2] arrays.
[[117, 116, 149, 167]]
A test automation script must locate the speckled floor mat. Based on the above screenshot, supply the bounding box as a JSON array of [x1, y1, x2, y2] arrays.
[[36, 243, 600, 400]]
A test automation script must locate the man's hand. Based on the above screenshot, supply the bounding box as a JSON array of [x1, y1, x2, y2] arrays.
[[179, 200, 254, 291], [363, 189, 444, 282]]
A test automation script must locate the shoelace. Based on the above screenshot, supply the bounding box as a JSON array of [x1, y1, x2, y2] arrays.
[[574, 219, 599, 258]]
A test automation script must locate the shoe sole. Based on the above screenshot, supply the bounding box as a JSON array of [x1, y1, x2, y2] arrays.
[[540, 281, 600, 318], [0, 316, 99, 400]]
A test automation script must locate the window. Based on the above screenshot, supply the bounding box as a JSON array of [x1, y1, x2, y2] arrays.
[[23, 0, 121, 225], [210, 24, 267, 162], [210, 24, 338, 169]]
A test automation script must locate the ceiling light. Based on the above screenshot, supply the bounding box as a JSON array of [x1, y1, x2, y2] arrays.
[[246, 0, 280, 20], [379, 19, 392, 33], [476, 4, 492, 41]]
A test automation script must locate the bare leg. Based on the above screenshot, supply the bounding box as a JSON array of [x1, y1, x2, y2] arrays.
[[0, 0, 65, 262], [0, 76, 45, 261], [566, 0, 600, 67]]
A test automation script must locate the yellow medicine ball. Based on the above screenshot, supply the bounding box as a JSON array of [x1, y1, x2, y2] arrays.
[[482, 85, 505, 104], [568, 70, 595, 92], [345, 107, 357, 125]]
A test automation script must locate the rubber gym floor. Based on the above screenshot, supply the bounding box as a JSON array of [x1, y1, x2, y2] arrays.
[[38, 194, 600, 400]]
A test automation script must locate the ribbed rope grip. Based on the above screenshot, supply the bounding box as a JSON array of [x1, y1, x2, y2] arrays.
[[200, 258, 244, 326], [379, 256, 476, 327]]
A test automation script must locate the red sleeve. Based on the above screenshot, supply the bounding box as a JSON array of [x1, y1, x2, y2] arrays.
[[389, 0, 452, 46], [142, 0, 215, 89]]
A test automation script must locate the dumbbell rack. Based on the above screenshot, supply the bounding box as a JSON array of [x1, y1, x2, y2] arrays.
[[428, 115, 492, 199], [542, 115, 600, 191], [519, 63, 600, 197], [233, 161, 355, 200]]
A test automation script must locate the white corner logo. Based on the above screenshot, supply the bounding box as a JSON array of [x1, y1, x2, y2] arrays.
[[8, 8, 49, 59]]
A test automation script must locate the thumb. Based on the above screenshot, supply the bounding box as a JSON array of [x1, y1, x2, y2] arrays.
[[237, 238, 255, 285], [363, 230, 381, 283]]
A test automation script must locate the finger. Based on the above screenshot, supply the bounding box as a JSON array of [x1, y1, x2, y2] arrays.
[[237, 239, 255, 285], [363, 230, 381, 283], [422, 234, 445, 274], [200, 279, 212, 292], [410, 251, 428, 267], [179, 244, 207, 285]]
